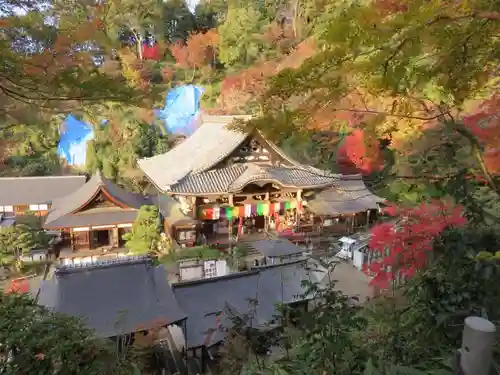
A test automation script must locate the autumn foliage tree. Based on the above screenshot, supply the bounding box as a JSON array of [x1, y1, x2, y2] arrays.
[[241, 0, 500, 285], [366, 200, 467, 288], [0, 0, 157, 128], [170, 29, 219, 81]]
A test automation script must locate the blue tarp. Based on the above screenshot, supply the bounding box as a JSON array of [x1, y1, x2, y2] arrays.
[[57, 85, 203, 166], [155, 85, 204, 136], [57, 115, 94, 166]]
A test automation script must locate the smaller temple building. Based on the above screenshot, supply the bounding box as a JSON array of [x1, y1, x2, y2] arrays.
[[0, 175, 86, 217], [43, 171, 152, 263]]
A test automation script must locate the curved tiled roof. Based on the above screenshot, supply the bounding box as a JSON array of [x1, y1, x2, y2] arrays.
[[44, 171, 151, 228], [138, 116, 251, 190], [137, 114, 325, 192], [169, 164, 339, 194], [306, 175, 385, 215]]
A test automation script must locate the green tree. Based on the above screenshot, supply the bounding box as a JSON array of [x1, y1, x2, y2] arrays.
[[0, 293, 134, 375], [102, 0, 164, 60], [0, 0, 155, 129], [195, 0, 228, 30], [85, 107, 170, 192], [123, 205, 161, 255], [0, 122, 61, 176], [163, 0, 197, 43], [0, 224, 45, 272], [217, 5, 265, 67]]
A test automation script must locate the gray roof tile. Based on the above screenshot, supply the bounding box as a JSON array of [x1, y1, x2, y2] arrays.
[[251, 239, 305, 258], [172, 261, 316, 348], [44, 171, 152, 229], [152, 194, 194, 225], [0, 175, 86, 206], [138, 114, 327, 192], [0, 214, 15, 227], [170, 165, 246, 194], [138, 116, 251, 190], [306, 175, 385, 215], [38, 257, 186, 337], [170, 164, 339, 194]]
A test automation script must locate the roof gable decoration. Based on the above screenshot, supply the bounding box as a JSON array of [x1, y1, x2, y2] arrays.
[[44, 171, 152, 229]]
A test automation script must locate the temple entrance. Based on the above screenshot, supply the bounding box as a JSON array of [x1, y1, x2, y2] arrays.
[[254, 216, 266, 231], [92, 229, 111, 248]]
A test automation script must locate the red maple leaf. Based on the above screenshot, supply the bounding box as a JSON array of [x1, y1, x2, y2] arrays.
[[336, 129, 385, 175], [4, 279, 30, 294], [365, 200, 467, 289]]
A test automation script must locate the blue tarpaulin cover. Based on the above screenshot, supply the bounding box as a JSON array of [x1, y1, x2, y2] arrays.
[[155, 85, 204, 136], [57, 115, 94, 166]]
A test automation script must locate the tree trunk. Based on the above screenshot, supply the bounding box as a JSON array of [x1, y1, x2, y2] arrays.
[[136, 37, 143, 60], [292, 0, 301, 39]]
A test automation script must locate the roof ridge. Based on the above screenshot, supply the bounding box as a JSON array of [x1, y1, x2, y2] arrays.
[[55, 255, 152, 274], [172, 268, 260, 288], [0, 175, 86, 180]]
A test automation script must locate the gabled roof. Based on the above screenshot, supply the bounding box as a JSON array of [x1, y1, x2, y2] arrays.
[[168, 164, 340, 195], [0, 175, 86, 206], [138, 115, 322, 192], [44, 171, 152, 228], [38, 257, 186, 337], [172, 261, 316, 348], [306, 175, 385, 215]]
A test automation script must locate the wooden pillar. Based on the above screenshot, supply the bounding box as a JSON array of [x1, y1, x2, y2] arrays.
[[296, 190, 302, 230], [190, 196, 197, 219], [112, 226, 119, 247], [366, 209, 371, 228], [89, 229, 93, 250], [70, 228, 75, 252], [264, 192, 270, 231], [228, 195, 233, 245]]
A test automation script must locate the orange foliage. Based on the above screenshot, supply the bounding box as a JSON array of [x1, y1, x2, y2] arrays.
[[170, 29, 219, 69], [337, 129, 385, 175], [277, 38, 316, 70], [262, 23, 295, 53], [463, 94, 500, 175], [23, 16, 104, 79], [217, 39, 316, 113]]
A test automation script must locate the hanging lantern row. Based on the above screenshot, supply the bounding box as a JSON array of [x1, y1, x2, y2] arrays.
[[197, 201, 301, 221]]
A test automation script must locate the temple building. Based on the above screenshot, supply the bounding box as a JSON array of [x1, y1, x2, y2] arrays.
[[0, 175, 86, 217], [43, 171, 152, 263], [138, 115, 384, 249]]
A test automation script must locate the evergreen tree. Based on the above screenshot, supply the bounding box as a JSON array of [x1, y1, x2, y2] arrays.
[[163, 0, 197, 43], [122, 205, 162, 255]]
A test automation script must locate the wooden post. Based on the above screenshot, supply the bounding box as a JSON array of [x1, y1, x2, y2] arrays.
[[456, 316, 496, 375], [366, 209, 371, 228], [70, 228, 75, 252], [228, 195, 233, 250], [296, 190, 302, 231], [190, 196, 197, 219]]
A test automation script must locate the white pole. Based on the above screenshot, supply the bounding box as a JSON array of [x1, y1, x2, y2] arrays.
[[459, 316, 496, 375]]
